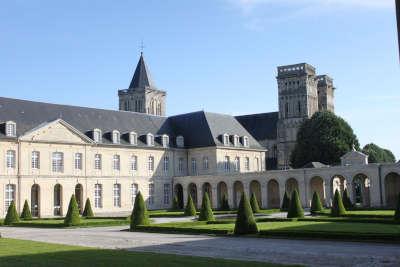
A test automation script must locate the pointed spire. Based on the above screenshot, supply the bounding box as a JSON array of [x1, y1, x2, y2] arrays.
[[129, 53, 155, 89]]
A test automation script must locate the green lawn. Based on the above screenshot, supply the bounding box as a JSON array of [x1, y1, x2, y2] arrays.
[[318, 209, 394, 217], [0, 238, 286, 267], [0, 218, 129, 228], [148, 209, 280, 217]]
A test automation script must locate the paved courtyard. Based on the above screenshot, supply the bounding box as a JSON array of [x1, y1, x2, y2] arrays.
[[1, 225, 400, 267]]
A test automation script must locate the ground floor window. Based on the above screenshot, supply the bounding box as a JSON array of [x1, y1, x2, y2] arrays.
[[131, 183, 138, 206], [94, 184, 102, 208], [113, 183, 121, 207], [148, 184, 154, 205], [5, 184, 16, 211], [164, 184, 170, 205]]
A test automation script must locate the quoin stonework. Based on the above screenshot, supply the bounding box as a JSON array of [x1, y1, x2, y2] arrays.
[[0, 54, 399, 218]]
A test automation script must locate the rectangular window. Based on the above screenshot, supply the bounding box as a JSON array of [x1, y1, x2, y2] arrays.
[[113, 155, 120, 171], [52, 152, 64, 173], [191, 158, 197, 174], [113, 184, 121, 207], [162, 135, 169, 148], [94, 154, 102, 170], [245, 157, 250, 171], [131, 183, 138, 206], [6, 122, 16, 137], [163, 184, 170, 205], [163, 156, 169, 173], [130, 155, 138, 171], [6, 150, 16, 169], [234, 157, 240, 172], [148, 183, 154, 205], [5, 184, 15, 211], [178, 158, 184, 173], [74, 153, 82, 170], [94, 184, 102, 208], [255, 157, 260, 171], [203, 157, 209, 170], [224, 156, 230, 172], [148, 156, 154, 172], [31, 151, 40, 169]]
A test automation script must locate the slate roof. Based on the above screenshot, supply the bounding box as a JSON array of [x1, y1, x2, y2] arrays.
[[235, 112, 279, 147], [129, 53, 155, 89], [302, 162, 328, 169]]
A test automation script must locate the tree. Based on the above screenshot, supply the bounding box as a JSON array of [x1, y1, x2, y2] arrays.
[[4, 201, 19, 225], [250, 193, 261, 213], [64, 195, 80, 226], [171, 195, 180, 211], [184, 194, 197, 216], [290, 111, 359, 168], [342, 188, 353, 209], [310, 192, 323, 214], [331, 190, 346, 217], [395, 193, 400, 222], [287, 190, 304, 218], [220, 194, 230, 211], [234, 193, 258, 235], [130, 191, 149, 231], [20, 199, 32, 220], [280, 191, 290, 212], [198, 192, 215, 221], [82, 198, 94, 218], [362, 143, 396, 163]]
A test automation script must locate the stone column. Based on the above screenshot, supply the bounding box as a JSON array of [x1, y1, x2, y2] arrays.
[[197, 184, 202, 209], [228, 183, 234, 208], [261, 181, 268, 209], [182, 184, 188, 208], [211, 185, 218, 209], [325, 179, 332, 207]]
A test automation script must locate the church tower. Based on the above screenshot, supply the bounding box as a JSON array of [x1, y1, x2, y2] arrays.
[[317, 75, 335, 112], [276, 63, 319, 169], [118, 53, 166, 116]]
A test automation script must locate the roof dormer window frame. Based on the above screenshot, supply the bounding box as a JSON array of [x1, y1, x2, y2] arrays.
[[112, 130, 120, 144], [162, 134, 169, 148], [147, 133, 154, 147], [129, 131, 137, 146], [5, 121, 16, 137], [233, 135, 240, 147], [223, 133, 230, 146], [176, 135, 184, 148], [93, 128, 102, 143], [242, 136, 249, 148]]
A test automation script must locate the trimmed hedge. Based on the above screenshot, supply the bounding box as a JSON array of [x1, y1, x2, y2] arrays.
[[4, 200, 19, 225], [198, 192, 215, 221], [20, 199, 32, 220], [130, 191, 149, 231], [220, 194, 230, 211], [250, 193, 260, 213], [310, 192, 323, 214], [287, 190, 304, 218], [395, 193, 400, 222], [82, 198, 94, 218], [342, 188, 353, 209], [281, 191, 290, 212], [234, 193, 258, 235], [331, 189, 346, 217], [64, 195, 80, 226], [184, 194, 197, 216]]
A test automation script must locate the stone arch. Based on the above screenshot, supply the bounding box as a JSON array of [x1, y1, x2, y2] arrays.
[[54, 184, 63, 216], [188, 183, 198, 208], [75, 184, 84, 214], [309, 176, 325, 204], [233, 181, 244, 208], [352, 173, 370, 207], [250, 180, 261, 208], [202, 182, 213, 206], [285, 178, 299, 196], [174, 183, 184, 209], [267, 179, 280, 208], [217, 181, 228, 209], [331, 175, 347, 195], [31, 184, 40, 217], [385, 172, 400, 208]]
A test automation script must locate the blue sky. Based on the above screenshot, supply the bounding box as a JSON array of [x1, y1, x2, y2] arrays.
[[1, 0, 399, 159]]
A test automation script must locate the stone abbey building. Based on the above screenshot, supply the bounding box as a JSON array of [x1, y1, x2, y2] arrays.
[[0, 54, 399, 218]]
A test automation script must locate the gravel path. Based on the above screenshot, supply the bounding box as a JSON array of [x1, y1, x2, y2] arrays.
[[1, 226, 399, 267]]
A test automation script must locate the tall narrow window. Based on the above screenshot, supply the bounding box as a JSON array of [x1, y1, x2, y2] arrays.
[[163, 184, 170, 205], [130, 155, 138, 171], [285, 102, 289, 117], [6, 150, 16, 169], [233, 135, 240, 147], [191, 158, 197, 174], [162, 135, 169, 148], [74, 153, 82, 170], [163, 156, 169, 173], [112, 130, 120, 144], [245, 157, 250, 171], [234, 157, 240, 172], [94, 184, 102, 208], [93, 129, 102, 143], [147, 133, 154, 146], [224, 156, 230, 172], [129, 132, 137, 145], [148, 184, 154, 205], [298, 101, 301, 115], [255, 157, 260, 171], [223, 134, 229, 146], [243, 136, 249, 147], [131, 183, 138, 206], [5, 184, 16, 211], [52, 152, 63, 172], [176, 135, 184, 148], [203, 157, 209, 170], [148, 156, 154, 172], [178, 157, 184, 173], [94, 154, 102, 170], [113, 155, 120, 171], [5, 121, 16, 137], [31, 151, 40, 169], [113, 183, 121, 207]]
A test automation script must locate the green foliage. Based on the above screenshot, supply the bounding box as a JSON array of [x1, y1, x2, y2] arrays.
[[64, 195, 81, 226], [20, 199, 32, 220], [250, 193, 260, 213], [287, 190, 304, 218], [342, 188, 353, 209], [220, 194, 230, 211], [290, 111, 359, 168], [4, 200, 19, 225], [310, 192, 323, 214], [171, 195, 180, 211], [362, 143, 396, 163], [395, 193, 400, 222], [331, 190, 346, 217], [130, 191, 149, 230], [82, 198, 94, 218], [234, 193, 258, 235], [198, 192, 215, 221], [184, 194, 197, 216], [280, 191, 290, 212]]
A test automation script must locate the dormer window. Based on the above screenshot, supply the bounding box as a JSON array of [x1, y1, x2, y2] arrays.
[[112, 130, 120, 144], [162, 134, 169, 148], [93, 129, 102, 143], [233, 135, 240, 147], [223, 133, 229, 146], [243, 136, 249, 147], [176, 135, 184, 148], [129, 132, 137, 145], [5, 121, 16, 137], [147, 133, 154, 147]]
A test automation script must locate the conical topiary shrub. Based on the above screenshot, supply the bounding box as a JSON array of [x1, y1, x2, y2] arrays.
[[250, 193, 261, 213], [394, 193, 400, 222], [4, 200, 19, 225], [198, 192, 215, 221], [184, 194, 196, 216], [220, 194, 230, 211], [331, 189, 346, 217], [171, 195, 180, 211], [287, 190, 304, 218], [342, 188, 353, 210], [130, 191, 149, 231], [281, 191, 290, 212], [234, 193, 258, 235], [82, 198, 94, 218], [310, 191, 323, 214], [64, 194, 80, 226], [20, 199, 32, 220]]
